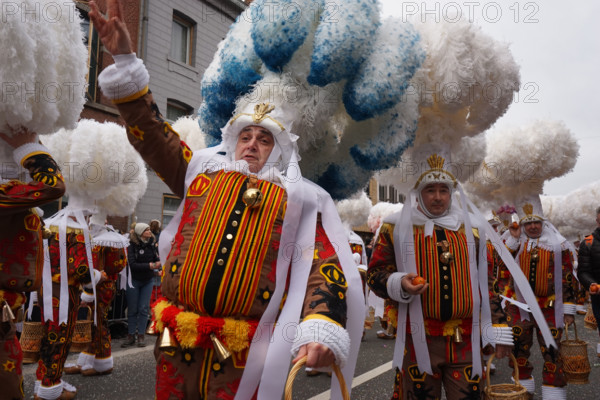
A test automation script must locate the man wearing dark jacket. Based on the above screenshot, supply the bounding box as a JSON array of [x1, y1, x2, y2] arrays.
[[576, 206, 600, 356]]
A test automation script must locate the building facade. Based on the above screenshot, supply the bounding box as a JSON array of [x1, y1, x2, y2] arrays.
[[133, 0, 246, 228]]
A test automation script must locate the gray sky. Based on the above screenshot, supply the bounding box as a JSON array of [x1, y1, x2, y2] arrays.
[[380, 0, 599, 196]]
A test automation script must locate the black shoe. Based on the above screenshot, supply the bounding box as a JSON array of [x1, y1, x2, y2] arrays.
[[137, 334, 146, 347], [121, 334, 136, 348]]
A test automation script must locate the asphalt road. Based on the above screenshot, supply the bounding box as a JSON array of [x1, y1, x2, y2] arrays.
[[22, 312, 600, 399]]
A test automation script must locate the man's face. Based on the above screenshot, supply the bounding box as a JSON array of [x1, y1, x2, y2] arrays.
[[234, 125, 275, 173], [523, 221, 543, 238], [420, 183, 451, 217]]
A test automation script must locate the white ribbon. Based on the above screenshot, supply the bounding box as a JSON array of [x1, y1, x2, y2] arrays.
[[392, 190, 432, 374], [42, 241, 53, 322], [74, 210, 97, 325], [463, 197, 556, 349], [26, 290, 38, 320], [500, 295, 531, 312], [44, 207, 96, 325]]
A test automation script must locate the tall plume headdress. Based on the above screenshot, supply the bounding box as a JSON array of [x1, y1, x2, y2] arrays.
[[193, 0, 540, 391]]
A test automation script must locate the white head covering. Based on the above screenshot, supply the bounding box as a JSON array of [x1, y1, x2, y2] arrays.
[[414, 154, 457, 219], [519, 198, 545, 224], [220, 103, 299, 178]]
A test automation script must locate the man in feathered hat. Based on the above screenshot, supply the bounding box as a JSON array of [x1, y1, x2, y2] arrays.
[[0, 129, 65, 400], [504, 200, 577, 400], [88, 1, 363, 399], [368, 154, 514, 400], [577, 206, 600, 357]]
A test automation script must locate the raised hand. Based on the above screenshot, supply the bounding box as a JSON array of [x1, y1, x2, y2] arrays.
[[89, 0, 133, 55], [0, 126, 38, 148]]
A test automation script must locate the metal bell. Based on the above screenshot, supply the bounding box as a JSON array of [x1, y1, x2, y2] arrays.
[[210, 333, 231, 362], [548, 299, 555, 308], [452, 325, 463, 343], [16, 307, 24, 323], [2, 302, 15, 322], [159, 327, 177, 351], [146, 322, 158, 336], [440, 251, 454, 265], [242, 188, 263, 208]]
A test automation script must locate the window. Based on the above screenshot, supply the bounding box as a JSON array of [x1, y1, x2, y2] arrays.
[[78, 6, 100, 101], [162, 194, 182, 227], [166, 99, 194, 123], [170, 12, 195, 65], [378, 184, 405, 204], [378, 185, 386, 203]]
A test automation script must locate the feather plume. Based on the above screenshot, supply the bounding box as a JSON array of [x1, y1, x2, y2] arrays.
[[41, 120, 147, 215], [0, 0, 87, 135], [335, 191, 372, 229]]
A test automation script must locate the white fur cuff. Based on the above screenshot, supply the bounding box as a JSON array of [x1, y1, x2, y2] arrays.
[[290, 318, 350, 368], [505, 235, 520, 251], [542, 385, 566, 400], [75, 352, 95, 369], [513, 377, 534, 393], [386, 272, 413, 303], [98, 53, 149, 100], [80, 291, 94, 303], [13, 143, 49, 166], [491, 326, 514, 346], [563, 303, 576, 315], [83, 269, 102, 289], [37, 382, 63, 399], [93, 356, 113, 372]]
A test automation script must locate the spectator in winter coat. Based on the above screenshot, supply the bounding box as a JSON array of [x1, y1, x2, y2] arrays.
[[123, 222, 160, 347]]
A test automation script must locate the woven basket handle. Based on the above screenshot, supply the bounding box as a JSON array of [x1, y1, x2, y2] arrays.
[[284, 356, 350, 400], [486, 353, 521, 389], [24, 302, 41, 322], [79, 305, 93, 321], [564, 321, 578, 341]]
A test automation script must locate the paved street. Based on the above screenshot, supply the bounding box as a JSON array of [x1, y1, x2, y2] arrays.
[[23, 312, 600, 399]]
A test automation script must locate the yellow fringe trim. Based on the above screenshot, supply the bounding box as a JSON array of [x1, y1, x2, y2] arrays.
[[222, 319, 251, 353], [442, 319, 463, 336]]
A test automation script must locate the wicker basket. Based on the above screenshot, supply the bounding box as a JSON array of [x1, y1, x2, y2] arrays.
[[483, 353, 529, 400], [285, 356, 349, 400], [19, 303, 43, 364], [584, 304, 597, 330], [70, 305, 92, 353], [560, 322, 590, 384]]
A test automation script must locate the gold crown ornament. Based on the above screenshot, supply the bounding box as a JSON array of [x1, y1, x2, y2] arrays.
[[519, 203, 544, 224], [414, 154, 458, 190], [229, 102, 285, 132]]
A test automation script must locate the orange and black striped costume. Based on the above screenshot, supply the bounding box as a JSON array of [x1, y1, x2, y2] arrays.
[[116, 91, 348, 400], [368, 222, 507, 400], [505, 241, 576, 388]]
